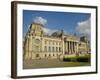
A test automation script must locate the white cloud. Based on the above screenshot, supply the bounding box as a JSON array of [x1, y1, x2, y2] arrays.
[[76, 18, 91, 39], [33, 16, 47, 25], [43, 27, 58, 35], [33, 16, 57, 35]]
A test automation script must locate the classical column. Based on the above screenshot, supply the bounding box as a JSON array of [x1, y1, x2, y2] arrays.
[[62, 40, 64, 55], [67, 41, 69, 53], [72, 41, 74, 54], [69, 41, 70, 54], [69, 41, 71, 54], [66, 42, 68, 52], [72, 42, 74, 54], [70, 41, 72, 54], [73, 42, 75, 53], [74, 42, 76, 54], [76, 42, 78, 53], [68, 41, 70, 54], [74, 42, 76, 53], [68, 41, 69, 54], [71, 41, 72, 54]]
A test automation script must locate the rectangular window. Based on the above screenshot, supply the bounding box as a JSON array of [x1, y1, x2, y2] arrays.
[[59, 47, 61, 52], [49, 41, 51, 45], [45, 54, 47, 57], [56, 47, 58, 52], [56, 42, 58, 45], [49, 46, 51, 52], [45, 46, 47, 52], [52, 47, 54, 52], [45, 40, 47, 44]]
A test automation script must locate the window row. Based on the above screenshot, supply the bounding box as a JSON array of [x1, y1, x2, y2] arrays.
[[44, 40, 61, 45], [36, 53, 59, 58], [44, 54, 59, 57], [44, 46, 62, 52]]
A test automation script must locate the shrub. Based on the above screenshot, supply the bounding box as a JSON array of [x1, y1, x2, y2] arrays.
[[77, 56, 90, 62], [63, 57, 71, 61], [63, 57, 77, 62], [63, 55, 90, 62]]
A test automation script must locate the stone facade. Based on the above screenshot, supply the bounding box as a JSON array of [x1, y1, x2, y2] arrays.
[[23, 23, 90, 59]]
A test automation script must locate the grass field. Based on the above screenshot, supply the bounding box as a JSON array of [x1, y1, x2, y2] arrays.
[[23, 58, 90, 69]]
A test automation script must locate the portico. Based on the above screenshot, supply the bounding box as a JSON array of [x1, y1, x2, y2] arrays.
[[64, 36, 79, 55]]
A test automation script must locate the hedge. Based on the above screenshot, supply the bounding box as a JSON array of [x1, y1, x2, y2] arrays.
[[63, 55, 90, 62]]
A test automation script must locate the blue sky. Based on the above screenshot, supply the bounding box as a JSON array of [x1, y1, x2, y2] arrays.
[[23, 10, 91, 38]]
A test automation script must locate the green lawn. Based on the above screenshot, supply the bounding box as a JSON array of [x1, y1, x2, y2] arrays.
[[23, 59, 90, 69]]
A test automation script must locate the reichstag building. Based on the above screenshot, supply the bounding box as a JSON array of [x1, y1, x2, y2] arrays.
[[23, 23, 90, 59]]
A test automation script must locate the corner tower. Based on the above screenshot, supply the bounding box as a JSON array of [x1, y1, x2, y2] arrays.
[[29, 23, 44, 37], [23, 23, 44, 59]]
